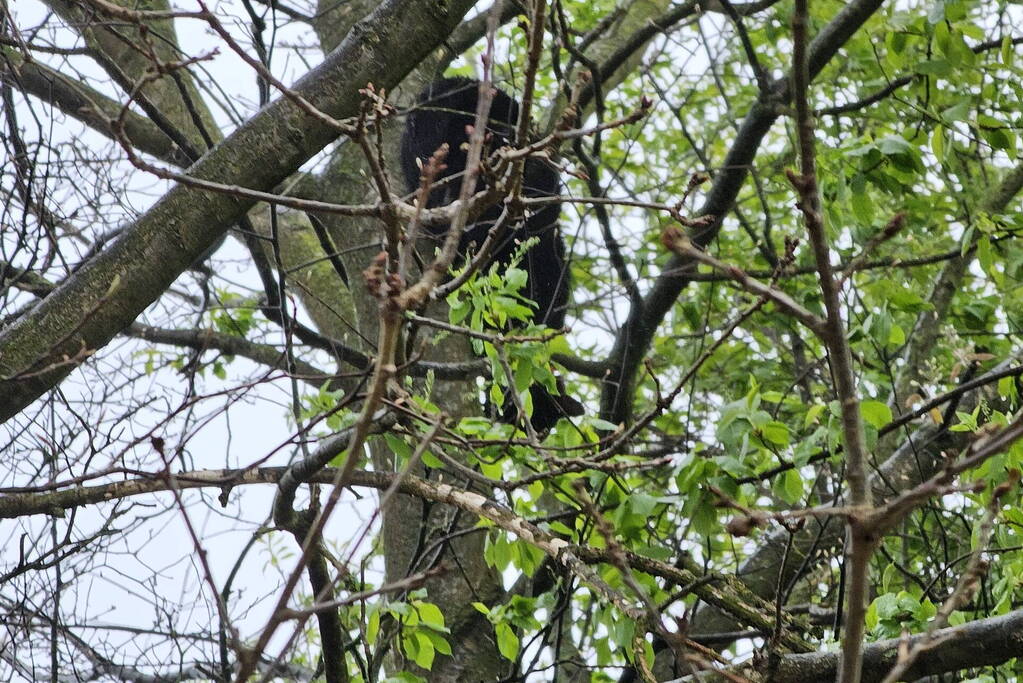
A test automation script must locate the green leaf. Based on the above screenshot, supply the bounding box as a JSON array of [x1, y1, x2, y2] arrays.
[[688, 492, 718, 536], [587, 417, 619, 431], [628, 492, 657, 516], [886, 31, 907, 55], [424, 629, 452, 656], [977, 236, 993, 275], [860, 400, 893, 429], [873, 592, 900, 620], [513, 358, 533, 393], [367, 608, 380, 645], [389, 602, 412, 618], [804, 403, 825, 428], [512, 540, 545, 577], [447, 293, 471, 324], [413, 631, 435, 669], [914, 59, 952, 77], [930, 127, 945, 161], [760, 421, 790, 447], [496, 622, 519, 661], [775, 469, 804, 505], [402, 631, 420, 663], [384, 433, 412, 461], [850, 175, 875, 225], [547, 334, 572, 355], [941, 100, 971, 122], [887, 323, 905, 347], [877, 135, 912, 156], [504, 266, 528, 290], [946, 30, 975, 66], [865, 598, 879, 630], [421, 450, 444, 469], [998, 376, 1018, 403], [480, 460, 504, 480], [485, 534, 512, 570], [549, 521, 574, 536], [417, 602, 446, 630]]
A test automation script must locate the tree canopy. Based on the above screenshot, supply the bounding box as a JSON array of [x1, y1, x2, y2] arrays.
[[3, 1, 1023, 681]]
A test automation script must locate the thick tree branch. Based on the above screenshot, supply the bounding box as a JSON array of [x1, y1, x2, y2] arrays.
[[672, 608, 1023, 682], [0, 0, 478, 424], [0, 48, 188, 165]]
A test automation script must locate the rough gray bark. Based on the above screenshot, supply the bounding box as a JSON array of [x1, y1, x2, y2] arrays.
[[675, 608, 1023, 682]]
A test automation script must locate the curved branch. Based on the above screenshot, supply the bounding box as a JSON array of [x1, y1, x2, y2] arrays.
[[127, 323, 334, 383], [601, 0, 888, 424], [0, 48, 188, 165]]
